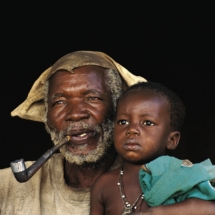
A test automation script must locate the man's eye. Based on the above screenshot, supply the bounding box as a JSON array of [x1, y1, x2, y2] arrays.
[[86, 97, 100, 101], [143, 121, 155, 126], [118, 120, 129, 125], [52, 100, 65, 106]]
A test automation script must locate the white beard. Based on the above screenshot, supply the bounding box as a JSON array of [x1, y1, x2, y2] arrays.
[[45, 120, 114, 165]]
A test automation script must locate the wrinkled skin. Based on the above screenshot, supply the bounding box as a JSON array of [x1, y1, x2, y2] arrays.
[[46, 66, 117, 188]]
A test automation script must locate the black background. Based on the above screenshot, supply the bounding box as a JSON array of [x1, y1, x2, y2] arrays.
[[1, 1, 215, 168]]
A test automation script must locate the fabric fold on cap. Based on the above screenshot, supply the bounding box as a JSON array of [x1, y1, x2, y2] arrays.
[[11, 51, 147, 122]]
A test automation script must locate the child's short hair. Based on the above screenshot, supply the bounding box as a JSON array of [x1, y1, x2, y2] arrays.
[[118, 81, 186, 131]]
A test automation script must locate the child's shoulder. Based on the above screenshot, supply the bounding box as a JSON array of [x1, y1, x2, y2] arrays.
[[91, 167, 122, 211], [91, 167, 121, 201], [94, 167, 120, 188]]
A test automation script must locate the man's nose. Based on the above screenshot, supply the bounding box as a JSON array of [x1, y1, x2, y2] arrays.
[[65, 100, 90, 122], [126, 124, 140, 136]]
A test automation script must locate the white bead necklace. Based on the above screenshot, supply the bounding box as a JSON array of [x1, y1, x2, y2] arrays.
[[117, 168, 144, 215]]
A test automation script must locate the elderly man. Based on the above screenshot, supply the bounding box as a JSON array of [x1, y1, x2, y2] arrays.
[[0, 51, 214, 215]]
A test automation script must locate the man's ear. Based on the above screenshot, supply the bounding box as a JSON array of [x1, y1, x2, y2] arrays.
[[166, 131, 180, 150]]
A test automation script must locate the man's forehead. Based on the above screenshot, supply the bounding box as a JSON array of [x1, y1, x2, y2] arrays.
[[47, 67, 111, 97]]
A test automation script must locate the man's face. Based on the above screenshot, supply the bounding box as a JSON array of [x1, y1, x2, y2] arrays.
[[114, 90, 172, 164], [46, 65, 113, 165]]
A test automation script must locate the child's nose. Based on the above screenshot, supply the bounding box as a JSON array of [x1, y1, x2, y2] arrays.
[[126, 125, 140, 136]]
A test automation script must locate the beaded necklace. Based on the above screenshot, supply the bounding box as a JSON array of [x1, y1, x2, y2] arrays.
[[117, 168, 144, 215]]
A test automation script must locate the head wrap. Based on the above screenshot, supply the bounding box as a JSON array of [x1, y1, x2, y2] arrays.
[[11, 51, 147, 122]]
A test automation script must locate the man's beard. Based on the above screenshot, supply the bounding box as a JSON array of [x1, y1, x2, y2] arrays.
[[45, 120, 114, 165]]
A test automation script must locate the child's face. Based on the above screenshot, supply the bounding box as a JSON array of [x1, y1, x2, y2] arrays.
[[114, 90, 173, 164]]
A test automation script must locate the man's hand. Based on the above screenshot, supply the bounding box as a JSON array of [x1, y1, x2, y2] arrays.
[[130, 199, 215, 215]]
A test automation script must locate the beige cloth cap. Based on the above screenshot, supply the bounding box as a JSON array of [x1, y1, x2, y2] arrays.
[[11, 51, 147, 122]]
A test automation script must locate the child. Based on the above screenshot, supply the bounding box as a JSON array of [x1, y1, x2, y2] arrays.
[[90, 81, 215, 215]]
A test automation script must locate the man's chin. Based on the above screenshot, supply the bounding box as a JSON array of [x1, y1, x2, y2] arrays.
[[65, 141, 99, 155], [60, 144, 107, 165]]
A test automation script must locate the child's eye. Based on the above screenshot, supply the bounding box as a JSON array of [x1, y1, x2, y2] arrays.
[[118, 120, 129, 125], [143, 121, 155, 126]]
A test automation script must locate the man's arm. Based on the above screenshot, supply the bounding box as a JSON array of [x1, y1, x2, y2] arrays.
[[131, 199, 215, 215]]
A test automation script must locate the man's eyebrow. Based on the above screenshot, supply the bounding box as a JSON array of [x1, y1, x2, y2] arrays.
[[49, 90, 103, 101], [83, 90, 102, 96], [50, 93, 63, 102]]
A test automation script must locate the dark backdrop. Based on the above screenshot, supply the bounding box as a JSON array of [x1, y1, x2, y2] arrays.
[[1, 1, 215, 168]]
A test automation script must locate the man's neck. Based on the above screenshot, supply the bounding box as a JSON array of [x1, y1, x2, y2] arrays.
[[64, 147, 117, 188]]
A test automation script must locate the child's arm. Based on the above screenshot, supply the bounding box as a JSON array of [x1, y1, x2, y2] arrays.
[[130, 198, 215, 215], [90, 176, 106, 215]]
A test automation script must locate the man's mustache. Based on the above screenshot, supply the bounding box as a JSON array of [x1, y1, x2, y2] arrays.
[[58, 122, 101, 138]]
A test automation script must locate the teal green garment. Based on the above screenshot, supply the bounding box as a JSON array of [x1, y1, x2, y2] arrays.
[[139, 156, 215, 207]]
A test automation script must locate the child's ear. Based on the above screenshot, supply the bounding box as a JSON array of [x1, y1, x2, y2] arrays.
[[166, 131, 180, 150]]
